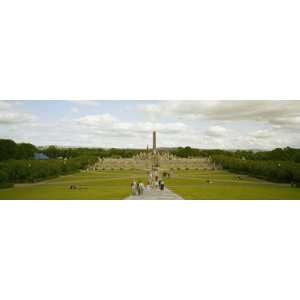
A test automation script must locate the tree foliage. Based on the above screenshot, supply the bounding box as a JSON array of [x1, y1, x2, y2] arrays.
[[170, 146, 300, 162], [0, 156, 97, 184], [0, 139, 37, 160], [212, 155, 300, 184], [43, 146, 142, 159], [0, 139, 18, 160]]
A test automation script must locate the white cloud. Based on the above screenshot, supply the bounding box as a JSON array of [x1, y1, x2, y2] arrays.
[[0, 101, 35, 124], [205, 126, 228, 137], [66, 100, 99, 106], [71, 107, 79, 113], [0, 101, 12, 111], [2, 101, 300, 149], [250, 129, 274, 139], [77, 113, 188, 136], [78, 113, 117, 126], [0, 112, 35, 124], [140, 100, 300, 129]]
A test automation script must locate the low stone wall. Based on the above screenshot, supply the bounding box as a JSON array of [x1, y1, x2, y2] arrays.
[[159, 158, 215, 170], [88, 157, 217, 171]]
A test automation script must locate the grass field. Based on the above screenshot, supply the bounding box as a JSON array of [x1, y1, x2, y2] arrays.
[[165, 170, 300, 200], [0, 170, 147, 200], [0, 169, 299, 200]]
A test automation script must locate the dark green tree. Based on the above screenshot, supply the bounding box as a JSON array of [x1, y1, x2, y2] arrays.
[[16, 143, 37, 159], [0, 139, 17, 160]]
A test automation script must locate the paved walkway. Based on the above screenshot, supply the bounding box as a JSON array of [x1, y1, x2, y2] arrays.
[[125, 187, 184, 200]]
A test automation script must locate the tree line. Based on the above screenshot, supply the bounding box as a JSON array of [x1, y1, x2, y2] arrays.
[[3, 137, 299, 163], [171, 146, 300, 163], [1, 138, 299, 186], [0, 139, 37, 161], [0, 139, 144, 160], [0, 156, 98, 187], [212, 155, 300, 184], [43, 146, 143, 159]]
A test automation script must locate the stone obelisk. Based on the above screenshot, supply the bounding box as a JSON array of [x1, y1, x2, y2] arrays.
[[152, 131, 159, 169], [153, 131, 156, 153]]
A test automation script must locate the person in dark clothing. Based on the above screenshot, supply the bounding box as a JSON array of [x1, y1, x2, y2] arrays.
[[137, 183, 141, 195]]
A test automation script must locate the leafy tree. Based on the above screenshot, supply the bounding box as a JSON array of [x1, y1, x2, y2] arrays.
[[16, 143, 37, 159], [212, 155, 300, 184], [0, 156, 98, 183], [0, 139, 17, 160], [0, 170, 8, 183], [44, 145, 60, 158]]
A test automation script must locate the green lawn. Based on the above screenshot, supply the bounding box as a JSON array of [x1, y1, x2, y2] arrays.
[[0, 170, 147, 200], [0, 169, 299, 200], [165, 170, 300, 200]]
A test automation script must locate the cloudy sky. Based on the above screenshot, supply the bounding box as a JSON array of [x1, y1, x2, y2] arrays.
[[1, 100, 300, 150]]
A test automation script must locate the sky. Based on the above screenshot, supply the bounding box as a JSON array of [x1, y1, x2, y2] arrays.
[[1, 100, 300, 150]]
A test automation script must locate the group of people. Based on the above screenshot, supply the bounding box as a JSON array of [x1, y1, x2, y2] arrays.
[[130, 177, 165, 196], [131, 181, 146, 196], [154, 179, 165, 191]]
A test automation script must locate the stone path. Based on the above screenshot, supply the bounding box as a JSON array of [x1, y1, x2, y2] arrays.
[[125, 187, 184, 200]]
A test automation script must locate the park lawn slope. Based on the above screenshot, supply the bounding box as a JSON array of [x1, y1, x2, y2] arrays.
[[166, 170, 300, 200], [1, 169, 300, 200], [0, 170, 147, 200]]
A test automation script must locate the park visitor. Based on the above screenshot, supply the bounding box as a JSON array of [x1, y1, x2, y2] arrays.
[[139, 182, 145, 195], [131, 181, 137, 195], [137, 182, 140, 195]]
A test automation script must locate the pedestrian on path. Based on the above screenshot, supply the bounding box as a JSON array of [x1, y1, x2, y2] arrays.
[[139, 182, 145, 195], [131, 180, 137, 195]]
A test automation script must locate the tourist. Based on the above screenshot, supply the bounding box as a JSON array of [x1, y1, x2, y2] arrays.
[[132, 181, 137, 195], [137, 183, 140, 195], [160, 181, 165, 191], [155, 180, 159, 190], [139, 182, 145, 195]]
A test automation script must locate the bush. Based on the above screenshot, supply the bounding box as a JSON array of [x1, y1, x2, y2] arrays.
[[0, 156, 98, 184], [0, 170, 9, 184], [212, 155, 300, 184], [0, 139, 17, 160], [0, 182, 14, 189]]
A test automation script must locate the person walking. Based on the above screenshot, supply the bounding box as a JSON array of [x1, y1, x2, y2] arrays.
[[132, 180, 137, 195], [137, 183, 141, 195], [160, 181, 165, 191], [131, 182, 136, 195], [139, 182, 145, 195]]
